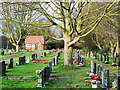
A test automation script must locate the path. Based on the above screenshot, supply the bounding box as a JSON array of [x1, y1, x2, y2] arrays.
[[0, 51, 35, 61]]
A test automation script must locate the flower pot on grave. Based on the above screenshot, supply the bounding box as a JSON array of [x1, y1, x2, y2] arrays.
[[91, 80, 97, 88]]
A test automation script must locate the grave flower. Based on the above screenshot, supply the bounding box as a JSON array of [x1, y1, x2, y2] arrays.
[[91, 74, 96, 78], [36, 70, 42, 75], [43, 62, 48, 64], [88, 70, 91, 73], [7, 63, 10, 66]]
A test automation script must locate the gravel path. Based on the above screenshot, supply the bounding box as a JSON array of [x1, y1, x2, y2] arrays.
[[0, 51, 35, 61]]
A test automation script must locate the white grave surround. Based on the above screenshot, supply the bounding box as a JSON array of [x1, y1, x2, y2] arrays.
[[91, 80, 97, 88], [26, 57, 30, 63]]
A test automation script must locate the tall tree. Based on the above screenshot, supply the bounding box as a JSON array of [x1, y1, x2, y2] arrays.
[[9, 1, 119, 65], [1, 2, 34, 52]]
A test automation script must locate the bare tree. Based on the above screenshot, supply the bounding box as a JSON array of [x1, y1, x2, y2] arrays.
[[8, 1, 120, 65]]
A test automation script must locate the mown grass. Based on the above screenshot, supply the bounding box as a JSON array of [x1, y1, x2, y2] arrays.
[[1, 51, 119, 89]]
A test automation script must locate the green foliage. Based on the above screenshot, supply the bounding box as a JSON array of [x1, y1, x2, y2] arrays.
[[47, 45, 51, 50]]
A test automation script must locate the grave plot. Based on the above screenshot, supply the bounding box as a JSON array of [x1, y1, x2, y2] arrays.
[[1, 50, 56, 88]]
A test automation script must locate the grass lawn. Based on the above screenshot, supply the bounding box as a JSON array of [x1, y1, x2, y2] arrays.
[[1, 52, 119, 89]]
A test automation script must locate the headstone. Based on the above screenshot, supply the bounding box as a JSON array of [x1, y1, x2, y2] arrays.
[[19, 56, 23, 65], [93, 62, 96, 74], [104, 54, 107, 62], [91, 61, 94, 73], [112, 73, 120, 89], [38, 52, 41, 59], [32, 54, 35, 60], [8, 50, 11, 55], [23, 56, 25, 64], [101, 54, 103, 61], [10, 58, 13, 68], [26, 57, 30, 63], [91, 51, 93, 58], [36, 53, 37, 59], [96, 64, 100, 75], [78, 54, 80, 60], [105, 56, 109, 64], [55, 56, 57, 65], [57, 55, 59, 64], [99, 69, 109, 89], [104, 69, 109, 88], [100, 65, 103, 77], [44, 65, 47, 82], [42, 68, 45, 87], [0, 61, 6, 76], [112, 57, 117, 66], [49, 60, 52, 76], [1, 50, 4, 55], [97, 54, 99, 60]]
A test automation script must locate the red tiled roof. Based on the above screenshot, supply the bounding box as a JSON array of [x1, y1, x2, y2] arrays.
[[25, 36, 45, 44]]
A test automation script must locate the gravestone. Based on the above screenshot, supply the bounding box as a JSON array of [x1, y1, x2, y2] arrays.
[[19, 56, 23, 65], [44, 52, 46, 56], [97, 54, 99, 60], [104, 53, 107, 62], [44, 65, 47, 82], [0, 61, 6, 76], [23, 56, 25, 64], [78, 54, 80, 60], [99, 69, 109, 89], [55, 56, 57, 65], [105, 56, 109, 64], [100, 65, 103, 77], [7, 49, 11, 55], [93, 62, 96, 74], [36, 53, 37, 59], [100, 54, 103, 61], [91, 61, 94, 73], [38, 52, 41, 59], [26, 57, 30, 63], [32, 54, 35, 60], [49, 60, 52, 76], [91, 51, 93, 58], [56, 55, 59, 65], [1, 50, 4, 55], [36, 68, 45, 88], [52, 58, 55, 66], [112, 57, 117, 66], [96, 64, 100, 75], [10, 58, 13, 68], [112, 73, 120, 89], [42, 68, 45, 87]]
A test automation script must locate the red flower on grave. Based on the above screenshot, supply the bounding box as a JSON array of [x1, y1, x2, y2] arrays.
[[94, 77, 98, 80], [7, 63, 10, 66], [88, 70, 91, 72], [43, 62, 48, 64], [52, 59, 54, 61], [78, 60, 81, 62]]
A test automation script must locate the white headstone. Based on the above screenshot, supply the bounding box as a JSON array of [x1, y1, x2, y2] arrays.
[[102, 71, 105, 85], [55, 56, 57, 65], [91, 51, 93, 57], [26, 57, 30, 63], [91, 61, 94, 73]]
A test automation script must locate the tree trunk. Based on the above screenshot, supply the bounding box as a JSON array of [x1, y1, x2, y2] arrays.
[[63, 33, 73, 65], [16, 45, 19, 52]]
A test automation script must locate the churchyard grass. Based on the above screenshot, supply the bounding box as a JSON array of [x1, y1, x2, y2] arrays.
[[1, 52, 118, 88]]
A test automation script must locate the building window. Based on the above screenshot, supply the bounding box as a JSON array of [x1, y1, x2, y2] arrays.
[[26, 44, 34, 47]]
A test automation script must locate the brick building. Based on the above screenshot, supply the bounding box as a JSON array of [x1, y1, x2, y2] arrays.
[[25, 36, 47, 50]]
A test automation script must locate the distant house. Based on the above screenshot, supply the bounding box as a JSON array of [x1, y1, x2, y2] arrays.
[[25, 36, 47, 50]]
